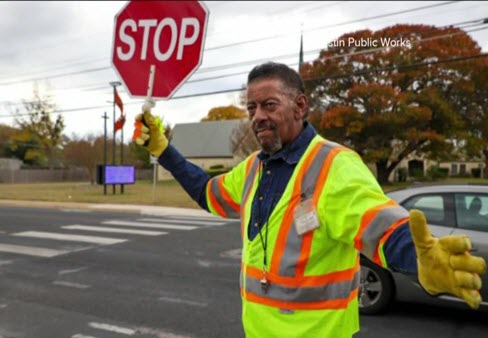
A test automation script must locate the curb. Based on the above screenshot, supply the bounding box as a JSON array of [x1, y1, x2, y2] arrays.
[[0, 200, 217, 218]]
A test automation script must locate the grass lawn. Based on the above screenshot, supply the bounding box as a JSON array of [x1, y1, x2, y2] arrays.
[[0, 179, 200, 209], [1, 177, 487, 208]]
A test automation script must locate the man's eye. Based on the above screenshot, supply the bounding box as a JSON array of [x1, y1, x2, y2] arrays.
[[265, 102, 276, 109]]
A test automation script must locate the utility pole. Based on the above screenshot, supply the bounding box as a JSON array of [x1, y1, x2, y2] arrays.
[[102, 111, 108, 195], [109, 81, 122, 195], [121, 113, 125, 194]]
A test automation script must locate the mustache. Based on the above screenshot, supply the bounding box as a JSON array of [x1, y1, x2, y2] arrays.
[[253, 121, 277, 133]]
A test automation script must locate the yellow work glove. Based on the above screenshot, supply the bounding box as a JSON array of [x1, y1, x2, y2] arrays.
[[409, 209, 487, 309], [133, 103, 168, 158]]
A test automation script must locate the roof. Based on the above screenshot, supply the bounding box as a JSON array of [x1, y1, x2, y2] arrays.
[[170, 120, 244, 158]]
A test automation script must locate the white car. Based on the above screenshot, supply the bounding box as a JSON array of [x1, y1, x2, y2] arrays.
[[359, 184, 488, 314]]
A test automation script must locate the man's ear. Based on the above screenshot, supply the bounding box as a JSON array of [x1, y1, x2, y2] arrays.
[[294, 94, 308, 120]]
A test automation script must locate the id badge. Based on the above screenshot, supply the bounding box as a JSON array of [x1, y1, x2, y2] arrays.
[[293, 198, 319, 236]]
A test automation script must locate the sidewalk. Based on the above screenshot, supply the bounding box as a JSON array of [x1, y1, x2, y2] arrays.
[[0, 199, 218, 218]]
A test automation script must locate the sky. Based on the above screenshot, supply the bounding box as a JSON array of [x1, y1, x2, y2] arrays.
[[0, 1, 487, 141]]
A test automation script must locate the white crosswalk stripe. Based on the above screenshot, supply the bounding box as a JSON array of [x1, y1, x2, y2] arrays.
[[165, 215, 228, 222], [138, 218, 225, 226], [102, 220, 198, 230], [62, 225, 167, 236], [12, 231, 127, 245], [0, 243, 71, 257], [0, 215, 231, 259]]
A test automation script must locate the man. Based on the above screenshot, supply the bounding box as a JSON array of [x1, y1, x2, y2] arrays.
[[134, 62, 486, 338]]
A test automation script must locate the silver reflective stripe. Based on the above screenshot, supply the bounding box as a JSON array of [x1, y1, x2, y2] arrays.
[[279, 141, 339, 276], [301, 141, 340, 200], [246, 269, 359, 303], [209, 177, 240, 218], [361, 206, 409, 258], [242, 156, 260, 204]]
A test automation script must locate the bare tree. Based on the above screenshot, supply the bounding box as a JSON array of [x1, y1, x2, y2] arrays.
[[63, 134, 106, 184], [14, 84, 64, 169], [230, 120, 260, 160]]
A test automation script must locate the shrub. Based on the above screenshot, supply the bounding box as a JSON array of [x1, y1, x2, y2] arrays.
[[206, 167, 229, 177], [471, 168, 481, 178], [426, 166, 449, 181], [397, 167, 408, 182], [411, 168, 425, 180]]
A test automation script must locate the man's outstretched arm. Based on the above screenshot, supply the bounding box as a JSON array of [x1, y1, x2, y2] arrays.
[[133, 110, 210, 211]]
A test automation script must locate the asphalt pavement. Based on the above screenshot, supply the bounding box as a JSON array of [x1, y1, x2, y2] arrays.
[[1, 199, 487, 337], [0, 202, 242, 338], [0, 199, 216, 218]]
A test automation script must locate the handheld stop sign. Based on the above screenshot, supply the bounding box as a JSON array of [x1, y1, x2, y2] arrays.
[[111, 0, 209, 141]]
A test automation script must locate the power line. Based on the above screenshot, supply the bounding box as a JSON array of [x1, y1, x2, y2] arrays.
[[0, 66, 110, 86], [0, 88, 247, 118], [0, 1, 469, 86], [0, 2, 324, 82], [0, 15, 486, 113], [0, 2, 335, 82], [71, 23, 488, 92], [0, 56, 108, 82], [1, 20, 486, 105], [3, 20, 486, 92], [1, 53, 486, 120], [205, 1, 461, 51], [304, 53, 488, 83]]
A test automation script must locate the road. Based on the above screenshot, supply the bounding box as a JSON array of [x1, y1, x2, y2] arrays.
[[0, 205, 486, 338]]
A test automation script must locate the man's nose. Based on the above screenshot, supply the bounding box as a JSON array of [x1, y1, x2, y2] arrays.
[[252, 105, 267, 122]]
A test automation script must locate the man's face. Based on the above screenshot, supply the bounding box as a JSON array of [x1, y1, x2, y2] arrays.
[[246, 78, 304, 154]]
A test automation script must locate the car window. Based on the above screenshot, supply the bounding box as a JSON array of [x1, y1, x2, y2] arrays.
[[455, 194, 488, 232], [402, 194, 447, 226]]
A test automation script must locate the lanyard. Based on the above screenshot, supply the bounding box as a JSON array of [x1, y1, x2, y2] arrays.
[[256, 161, 277, 294]]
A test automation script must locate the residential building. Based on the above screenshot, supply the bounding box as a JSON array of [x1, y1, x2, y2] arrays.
[[157, 120, 245, 180]]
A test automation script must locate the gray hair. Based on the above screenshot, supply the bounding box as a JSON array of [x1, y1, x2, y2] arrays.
[[247, 62, 305, 96]]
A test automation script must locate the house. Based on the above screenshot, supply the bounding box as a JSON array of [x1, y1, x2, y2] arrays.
[[157, 119, 245, 180], [0, 158, 22, 170], [157, 121, 486, 183], [0, 158, 22, 183], [368, 155, 485, 183]]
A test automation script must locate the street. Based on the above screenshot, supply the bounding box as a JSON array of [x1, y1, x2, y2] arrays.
[[0, 205, 486, 337]]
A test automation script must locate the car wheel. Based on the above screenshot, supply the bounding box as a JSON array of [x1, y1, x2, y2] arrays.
[[359, 257, 395, 315]]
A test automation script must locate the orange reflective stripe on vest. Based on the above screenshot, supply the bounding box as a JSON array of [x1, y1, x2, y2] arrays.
[[206, 152, 262, 219], [242, 256, 360, 310], [354, 200, 409, 259], [272, 141, 348, 278], [241, 139, 359, 310], [207, 175, 240, 218]]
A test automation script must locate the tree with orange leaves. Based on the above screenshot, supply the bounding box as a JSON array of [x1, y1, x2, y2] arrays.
[[201, 105, 248, 122], [300, 24, 487, 183]]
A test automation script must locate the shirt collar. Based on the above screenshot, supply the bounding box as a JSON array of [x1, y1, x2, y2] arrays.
[[257, 121, 317, 165]]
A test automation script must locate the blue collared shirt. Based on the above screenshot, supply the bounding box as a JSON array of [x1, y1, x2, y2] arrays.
[[248, 122, 316, 240], [158, 122, 416, 273]]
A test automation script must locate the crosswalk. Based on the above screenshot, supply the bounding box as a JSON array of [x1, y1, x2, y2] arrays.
[[0, 215, 227, 259]]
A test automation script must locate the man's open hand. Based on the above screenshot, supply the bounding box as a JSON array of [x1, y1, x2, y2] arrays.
[[409, 209, 486, 309]]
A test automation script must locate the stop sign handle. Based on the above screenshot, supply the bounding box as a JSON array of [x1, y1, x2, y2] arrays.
[[132, 65, 157, 145], [146, 64, 156, 99]]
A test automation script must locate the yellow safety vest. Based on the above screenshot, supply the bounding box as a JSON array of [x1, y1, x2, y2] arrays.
[[206, 135, 409, 338]]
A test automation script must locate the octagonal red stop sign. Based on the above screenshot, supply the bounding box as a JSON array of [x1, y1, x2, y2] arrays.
[[112, 1, 209, 99]]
